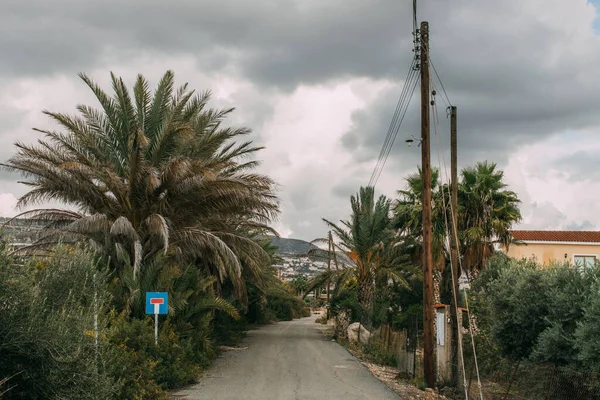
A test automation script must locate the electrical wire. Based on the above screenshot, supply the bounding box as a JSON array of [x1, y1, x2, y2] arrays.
[[430, 66, 483, 400], [369, 59, 416, 186], [369, 61, 417, 185], [368, 60, 419, 188], [431, 59, 452, 107], [430, 74, 469, 399], [368, 1, 421, 189], [370, 72, 419, 187]]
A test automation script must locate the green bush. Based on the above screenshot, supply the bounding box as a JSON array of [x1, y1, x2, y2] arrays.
[[107, 315, 201, 394], [575, 278, 600, 371], [265, 287, 309, 321], [0, 244, 120, 400], [363, 339, 397, 367], [470, 254, 600, 378], [330, 289, 359, 321]]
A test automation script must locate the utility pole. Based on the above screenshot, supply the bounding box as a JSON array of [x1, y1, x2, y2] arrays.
[[329, 231, 340, 276], [449, 105, 464, 392], [420, 20, 435, 388], [327, 231, 331, 319]]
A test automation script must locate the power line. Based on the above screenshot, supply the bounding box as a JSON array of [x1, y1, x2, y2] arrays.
[[430, 68, 484, 399], [430, 59, 452, 106], [370, 72, 419, 187], [369, 60, 416, 183], [368, 66, 419, 187], [368, 1, 421, 189], [368, 60, 419, 187]]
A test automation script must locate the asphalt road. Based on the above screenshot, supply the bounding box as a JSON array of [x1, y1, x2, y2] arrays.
[[171, 316, 399, 400]]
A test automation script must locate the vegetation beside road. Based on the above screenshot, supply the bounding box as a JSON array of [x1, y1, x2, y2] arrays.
[[467, 254, 600, 398], [0, 71, 308, 400]]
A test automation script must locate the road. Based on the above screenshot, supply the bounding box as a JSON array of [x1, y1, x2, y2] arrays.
[[171, 316, 399, 400]]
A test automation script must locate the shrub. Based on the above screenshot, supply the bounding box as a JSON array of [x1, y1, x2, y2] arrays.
[[106, 315, 201, 394], [575, 278, 600, 371], [363, 339, 397, 367], [0, 244, 120, 400], [265, 287, 309, 321], [330, 289, 359, 321], [469, 252, 600, 392]]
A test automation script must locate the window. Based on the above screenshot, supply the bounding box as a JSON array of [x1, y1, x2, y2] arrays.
[[574, 255, 597, 268]]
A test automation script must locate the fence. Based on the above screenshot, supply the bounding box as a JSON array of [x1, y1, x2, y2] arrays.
[[378, 315, 424, 381]]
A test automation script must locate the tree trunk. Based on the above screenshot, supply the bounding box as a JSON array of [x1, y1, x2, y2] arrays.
[[357, 274, 374, 326]]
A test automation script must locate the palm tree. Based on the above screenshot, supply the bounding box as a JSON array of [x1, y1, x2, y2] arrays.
[[458, 161, 521, 275], [394, 167, 447, 270], [2, 71, 279, 300], [394, 162, 521, 279], [290, 276, 309, 297], [322, 186, 392, 318]]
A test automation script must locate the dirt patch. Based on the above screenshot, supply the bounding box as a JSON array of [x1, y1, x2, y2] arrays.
[[361, 361, 448, 400], [339, 330, 448, 399]]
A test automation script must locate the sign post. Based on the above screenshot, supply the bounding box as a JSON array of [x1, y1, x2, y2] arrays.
[[146, 292, 168, 345]]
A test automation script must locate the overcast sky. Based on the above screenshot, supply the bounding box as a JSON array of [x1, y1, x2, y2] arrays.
[[1, 0, 600, 241]]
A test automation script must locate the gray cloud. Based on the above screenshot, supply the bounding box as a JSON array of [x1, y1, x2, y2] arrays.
[[566, 220, 597, 230], [554, 151, 600, 182], [1, 0, 599, 240], [1, 0, 413, 86], [340, 0, 600, 173]]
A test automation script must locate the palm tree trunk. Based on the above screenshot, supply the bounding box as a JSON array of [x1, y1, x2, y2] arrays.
[[357, 274, 374, 326]]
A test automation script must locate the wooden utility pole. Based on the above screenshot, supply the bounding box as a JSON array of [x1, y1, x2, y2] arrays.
[[327, 231, 331, 317], [329, 231, 340, 276], [449, 105, 463, 390], [420, 20, 435, 388]]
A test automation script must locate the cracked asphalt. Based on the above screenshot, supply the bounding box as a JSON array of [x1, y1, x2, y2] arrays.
[[170, 316, 399, 400]]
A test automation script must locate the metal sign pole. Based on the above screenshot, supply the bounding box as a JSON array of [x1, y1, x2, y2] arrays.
[[154, 303, 159, 345], [146, 292, 168, 346]]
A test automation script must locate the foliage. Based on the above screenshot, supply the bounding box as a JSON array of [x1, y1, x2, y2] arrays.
[[265, 286, 310, 321], [470, 254, 600, 369], [322, 186, 404, 324], [289, 275, 309, 297], [106, 315, 202, 394], [0, 71, 314, 398], [394, 162, 521, 278], [363, 339, 397, 367], [574, 278, 600, 371], [394, 167, 446, 269], [458, 161, 521, 274], [330, 289, 360, 322], [2, 70, 279, 300], [0, 244, 120, 400], [389, 275, 424, 331]]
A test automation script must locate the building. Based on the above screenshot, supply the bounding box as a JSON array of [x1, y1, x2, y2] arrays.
[[505, 230, 600, 267]]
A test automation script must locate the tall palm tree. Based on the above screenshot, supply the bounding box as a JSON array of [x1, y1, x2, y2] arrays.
[[394, 167, 447, 270], [2, 71, 279, 299], [394, 162, 521, 279], [323, 186, 391, 317], [458, 161, 521, 275]]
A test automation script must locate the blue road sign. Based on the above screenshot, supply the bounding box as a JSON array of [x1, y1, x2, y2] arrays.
[[145, 292, 168, 315]]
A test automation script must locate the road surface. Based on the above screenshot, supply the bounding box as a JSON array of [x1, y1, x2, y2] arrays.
[[171, 316, 399, 400]]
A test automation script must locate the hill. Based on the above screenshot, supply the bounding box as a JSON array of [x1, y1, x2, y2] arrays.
[[267, 237, 328, 280], [268, 236, 318, 255]]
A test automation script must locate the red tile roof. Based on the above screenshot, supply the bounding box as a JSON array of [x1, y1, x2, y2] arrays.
[[509, 230, 600, 243]]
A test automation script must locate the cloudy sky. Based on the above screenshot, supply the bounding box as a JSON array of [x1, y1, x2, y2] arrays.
[[1, 0, 599, 241]]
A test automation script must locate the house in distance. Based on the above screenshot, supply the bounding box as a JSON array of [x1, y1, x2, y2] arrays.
[[505, 230, 600, 268]]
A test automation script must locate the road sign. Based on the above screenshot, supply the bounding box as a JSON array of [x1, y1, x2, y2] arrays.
[[146, 292, 168, 315]]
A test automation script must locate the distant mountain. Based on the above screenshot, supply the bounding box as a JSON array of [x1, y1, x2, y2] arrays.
[[268, 236, 318, 255]]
